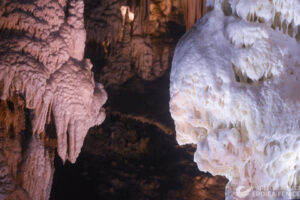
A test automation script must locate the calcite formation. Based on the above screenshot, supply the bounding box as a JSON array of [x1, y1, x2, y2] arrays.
[[0, 0, 107, 163], [0, 0, 107, 199], [170, 0, 300, 199]]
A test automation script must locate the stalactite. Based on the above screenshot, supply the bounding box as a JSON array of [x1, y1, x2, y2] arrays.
[[181, 0, 206, 30], [132, 0, 150, 34], [140, 0, 150, 23]]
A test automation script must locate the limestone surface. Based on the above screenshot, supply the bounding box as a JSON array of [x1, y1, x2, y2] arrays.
[[0, 0, 107, 163], [170, 0, 300, 199]]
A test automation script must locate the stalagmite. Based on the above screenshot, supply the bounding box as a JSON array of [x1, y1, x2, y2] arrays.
[[170, 0, 300, 199], [18, 137, 53, 200]]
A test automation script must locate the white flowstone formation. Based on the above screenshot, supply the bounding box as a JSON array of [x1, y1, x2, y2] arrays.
[[0, 0, 107, 163], [170, 0, 300, 199]]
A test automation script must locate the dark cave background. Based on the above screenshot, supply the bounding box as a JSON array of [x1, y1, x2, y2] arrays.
[[50, 75, 227, 200]]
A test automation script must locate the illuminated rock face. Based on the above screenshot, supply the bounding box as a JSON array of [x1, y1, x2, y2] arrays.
[[0, 0, 107, 199], [0, 0, 107, 163], [170, 0, 300, 199]]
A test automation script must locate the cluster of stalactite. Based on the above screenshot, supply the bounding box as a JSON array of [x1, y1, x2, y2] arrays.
[[85, 0, 207, 85]]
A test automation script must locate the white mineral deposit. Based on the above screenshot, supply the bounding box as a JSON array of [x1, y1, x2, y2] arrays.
[[170, 0, 300, 199]]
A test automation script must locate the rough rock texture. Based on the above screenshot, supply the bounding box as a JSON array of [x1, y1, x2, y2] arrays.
[[0, 95, 31, 200], [0, 0, 107, 199], [0, 94, 56, 200], [0, 0, 107, 163], [170, 0, 300, 199]]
